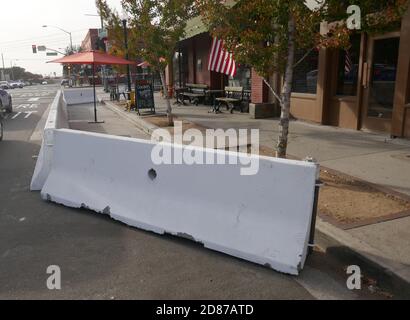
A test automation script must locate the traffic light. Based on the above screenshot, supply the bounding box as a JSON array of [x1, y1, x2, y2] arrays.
[[32, 45, 37, 54]]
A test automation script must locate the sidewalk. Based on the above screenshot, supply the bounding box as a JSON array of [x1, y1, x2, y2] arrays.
[[66, 101, 148, 140], [98, 89, 410, 289]]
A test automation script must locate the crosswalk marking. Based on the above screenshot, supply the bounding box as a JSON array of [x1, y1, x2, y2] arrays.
[[12, 112, 22, 119], [16, 104, 39, 109], [10, 110, 38, 120], [24, 111, 37, 119]]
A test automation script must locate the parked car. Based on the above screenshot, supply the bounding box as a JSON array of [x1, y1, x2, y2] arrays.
[[0, 88, 12, 140], [0, 108, 4, 141], [60, 78, 69, 86], [0, 88, 12, 113], [42, 81, 48, 85], [0, 81, 10, 89], [16, 80, 25, 88], [9, 82, 20, 89]]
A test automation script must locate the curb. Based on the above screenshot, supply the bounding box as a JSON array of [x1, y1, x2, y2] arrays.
[[102, 96, 410, 292], [102, 98, 160, 137], [315, 217, 410, 295]]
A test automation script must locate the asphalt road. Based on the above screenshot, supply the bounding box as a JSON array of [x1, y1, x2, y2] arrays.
[[0, 84, 399, 299]]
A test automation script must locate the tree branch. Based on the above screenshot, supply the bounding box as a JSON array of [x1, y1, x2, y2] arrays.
[[292, 47, 314, 69], [263, 78, 282, 106]]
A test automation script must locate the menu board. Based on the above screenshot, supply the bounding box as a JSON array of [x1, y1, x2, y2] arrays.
[[135, 80, 155, 114]]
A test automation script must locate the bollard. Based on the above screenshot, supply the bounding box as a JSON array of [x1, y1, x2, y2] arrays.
[[304, 157, 322, 255]]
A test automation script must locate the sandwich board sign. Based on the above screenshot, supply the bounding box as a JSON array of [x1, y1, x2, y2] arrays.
[[135, 80, 155, 115]]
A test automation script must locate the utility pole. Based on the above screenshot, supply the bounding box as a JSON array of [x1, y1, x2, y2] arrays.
[[85, 13, 108, 91], [10, 61, 14, 81], [122, 18, 132, 94], [1, 53, 5, 81]]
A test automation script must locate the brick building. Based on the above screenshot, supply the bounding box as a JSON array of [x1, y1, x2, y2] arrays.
[[81, 29, 99, 51], [167, 6, 410, 138]]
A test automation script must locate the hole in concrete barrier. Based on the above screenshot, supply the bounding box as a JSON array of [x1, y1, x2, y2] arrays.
[[148, 168, 157, 181]]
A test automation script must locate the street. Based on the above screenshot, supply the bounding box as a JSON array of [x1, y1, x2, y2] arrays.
[[0, 85, 401, 300]]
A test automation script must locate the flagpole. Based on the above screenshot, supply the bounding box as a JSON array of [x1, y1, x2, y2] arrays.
[[89, 62, 105, 124], [93, 63, 97, 122]]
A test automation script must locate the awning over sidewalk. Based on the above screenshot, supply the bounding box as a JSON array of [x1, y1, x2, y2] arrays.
[[48, 50, 136, 66], [181, 1, 236, 41], [48, 51, 136, 123]]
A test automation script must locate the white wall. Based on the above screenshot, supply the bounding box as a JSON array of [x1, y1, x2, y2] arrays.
[[40, 129, 318, 275], [63, 87, 96, 105], [30, 90, 68, 191]]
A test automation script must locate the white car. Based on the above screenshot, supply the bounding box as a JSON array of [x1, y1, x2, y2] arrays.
[[9, 82, 20, 89], [0, 88, 12, 113], [0, 88, 13, 141], [42, 81, 48, 85], [0, 81, 10, 89]]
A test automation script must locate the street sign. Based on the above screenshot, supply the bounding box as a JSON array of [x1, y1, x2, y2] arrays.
[[37, 46, 46, 52], [98, 28, 107, 39], [46, 52, 58, 56]]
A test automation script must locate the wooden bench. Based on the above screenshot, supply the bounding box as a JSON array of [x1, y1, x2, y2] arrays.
[[212, 86, 244, 113], [109, 85, 127, 101], [180, 83, 208, 106]]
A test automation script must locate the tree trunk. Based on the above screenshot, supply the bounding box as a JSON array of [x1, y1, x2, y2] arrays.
[[159, 69, 173, 126], [276, 16, 296, 158]]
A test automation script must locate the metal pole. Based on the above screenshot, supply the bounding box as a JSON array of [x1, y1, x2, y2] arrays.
[[122, 19, 132, 94], [1, 53, 5, 81], [308, 182, 321, 255], [304, 157, 321, 256], [10, 61, 14, 81], [93, 63, 97, 123], [69, 33, 73, 52], [178, 46, 182, 88]]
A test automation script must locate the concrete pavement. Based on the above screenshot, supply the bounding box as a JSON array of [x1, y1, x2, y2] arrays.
[[140, 93, 410, 196], [0, 86, 404, 299], [99, 91, 410, 293]]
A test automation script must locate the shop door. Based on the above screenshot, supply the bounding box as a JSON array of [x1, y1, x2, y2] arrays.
[[361, 34, 400, 133]]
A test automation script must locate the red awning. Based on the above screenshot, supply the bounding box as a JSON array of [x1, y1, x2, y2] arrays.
[[137, 61, 151, 68], [47, 50, 136, 65]]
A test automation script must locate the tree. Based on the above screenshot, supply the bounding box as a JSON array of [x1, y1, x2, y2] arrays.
[[97, 0, 197, 125], [62, 45, 84, 78], [198, 0, 409, 157], [3, 66, 42, 82]]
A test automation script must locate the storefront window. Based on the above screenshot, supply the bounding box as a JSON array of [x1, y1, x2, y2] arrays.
[[228, 65, 251, 90], [292, 49, 319, 94], [336, 35, 361, 96], [367, 37, 400, 119], [173, 47, 188, 88]]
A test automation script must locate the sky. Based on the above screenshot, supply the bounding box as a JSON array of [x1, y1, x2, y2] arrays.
[[0, 0, 321, 78], [0, 0, 122, 77]]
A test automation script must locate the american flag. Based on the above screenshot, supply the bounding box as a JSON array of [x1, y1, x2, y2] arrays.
[[345, 49, 353, 74], [208, 38, 237, 77]]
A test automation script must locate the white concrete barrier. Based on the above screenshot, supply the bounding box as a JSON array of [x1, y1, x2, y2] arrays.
[[63, 87, 96, 105], [41, 129, 318, 275], [30, 90, 68, 191]]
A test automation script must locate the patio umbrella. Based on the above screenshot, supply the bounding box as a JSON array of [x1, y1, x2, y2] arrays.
[[48, 50, 136, 123]]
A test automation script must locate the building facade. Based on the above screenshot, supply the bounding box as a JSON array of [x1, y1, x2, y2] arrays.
[[286, 6, 410, 139], [171, 7, 410, 138], [81, 29, 99, 51]]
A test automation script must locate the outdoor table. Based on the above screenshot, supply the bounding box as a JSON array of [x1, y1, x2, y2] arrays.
[[206, 90, 225, 113], [174, 87, 186, 105], [125, 90, 136, 111]]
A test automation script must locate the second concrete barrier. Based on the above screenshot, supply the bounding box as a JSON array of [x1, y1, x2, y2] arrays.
[[41, 129, 318, 275]]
